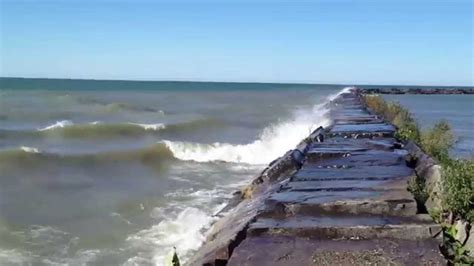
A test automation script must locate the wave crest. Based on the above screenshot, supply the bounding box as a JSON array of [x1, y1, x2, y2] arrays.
[[0, 143, 175, 167], [19, 118, 223, 138], [20, 146, 40, 153], [162, 87, 353, 165], [38, 120, 73, 131], [127, 207, 214, 265], [128, 123, 166, 131]]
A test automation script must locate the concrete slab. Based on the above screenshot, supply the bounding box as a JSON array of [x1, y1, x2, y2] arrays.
[[293, 165, 414, 181], [228, 236, 445, 266]]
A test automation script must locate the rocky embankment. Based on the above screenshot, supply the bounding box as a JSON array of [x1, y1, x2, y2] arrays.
[[361, 87, 474, 94], [187, 89, 445, 265]]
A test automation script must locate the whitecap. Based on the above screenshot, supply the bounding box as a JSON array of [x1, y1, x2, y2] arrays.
[[126, 207, 215, 265], [162, 87, 353, 165], [0, 249, 32, 265], [128, 123, 166, 131], [38, 120, 73, 131], [20, 146, 40, 153], [328, 86, 354, 101]]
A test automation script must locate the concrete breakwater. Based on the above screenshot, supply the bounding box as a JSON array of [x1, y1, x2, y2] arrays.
[[188, 89, 445, 265], [361, 87, 474, 94]]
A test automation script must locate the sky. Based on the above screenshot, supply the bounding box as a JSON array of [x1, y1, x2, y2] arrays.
[[0, 0, 473, 86]]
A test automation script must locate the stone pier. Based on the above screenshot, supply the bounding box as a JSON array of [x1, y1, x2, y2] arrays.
[[188, 89, 445, 265]]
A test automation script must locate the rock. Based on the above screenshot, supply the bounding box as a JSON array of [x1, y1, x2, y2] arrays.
[[466, 226, 474, 257], [423, 164, 443, 212], [404, 141, 443, 212], [454, 220, 474, 258], [455, 220, 469, 243]]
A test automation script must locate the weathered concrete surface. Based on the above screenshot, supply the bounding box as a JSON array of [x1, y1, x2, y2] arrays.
[[188, 89, 445, 265], [228, 236, 443, 266]]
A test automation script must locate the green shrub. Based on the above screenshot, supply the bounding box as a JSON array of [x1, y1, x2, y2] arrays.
[[394, 122, 420, 143], [420, 120, 455, 162], [363, 95, 420, 142], [442, 159, 474, 222], [408, 175, 429, 213], [363, 95, 472, 221], [363, 95, 386, 115], [441, 223, 474, 264], [363, 94, 473, 262]]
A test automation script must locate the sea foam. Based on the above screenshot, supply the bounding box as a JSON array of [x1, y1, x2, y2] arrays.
[[127, 207, 216, 265], [20, 146, 40, 153], [147, 87, 354, 264]]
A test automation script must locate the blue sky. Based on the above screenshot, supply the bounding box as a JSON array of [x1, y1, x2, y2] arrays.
[[1, 0, 472, 86]]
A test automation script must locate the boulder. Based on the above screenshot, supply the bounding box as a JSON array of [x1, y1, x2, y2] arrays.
[[455, 220, 474, 257], [404, 141, 443, 212]]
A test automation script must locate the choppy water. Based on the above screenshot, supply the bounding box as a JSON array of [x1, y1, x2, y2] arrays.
[[0, 78, 345, 265], [2, 79, 471, 265], [383, 94, 474, 158]]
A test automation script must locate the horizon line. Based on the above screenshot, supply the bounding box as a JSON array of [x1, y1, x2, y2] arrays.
[[1, 75, 473, 88]]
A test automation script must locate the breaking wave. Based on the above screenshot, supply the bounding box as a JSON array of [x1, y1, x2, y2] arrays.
[[162, 88, 352, 165], [20, 146, 40, 153], [1, 88, 351, 167], [37, 121, 167, 137], [39, 121, 166, 131], [38, 120, 73, 131], [127, 123, 166, 131], [0, 87, 353, 265], [126, 207, 215, 265]]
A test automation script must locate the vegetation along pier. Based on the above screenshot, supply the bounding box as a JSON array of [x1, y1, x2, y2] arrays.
[[187, 88, 473, 265]]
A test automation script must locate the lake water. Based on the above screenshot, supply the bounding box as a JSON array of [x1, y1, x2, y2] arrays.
[[383, 94, 474, 158], [0, 78, 344, 265], [1, 78, 471, 265]]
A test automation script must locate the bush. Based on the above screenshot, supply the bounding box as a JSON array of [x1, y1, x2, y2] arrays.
[[442, 159, 474, 222], [363, 94, 474, 263], [363, 95, 386, 115], [363, 95, 472, 221], [363, 95, 420, 142], [420, 120, 455, 162], [408, 175, 429, 213], [441, 223, 474, 264]]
